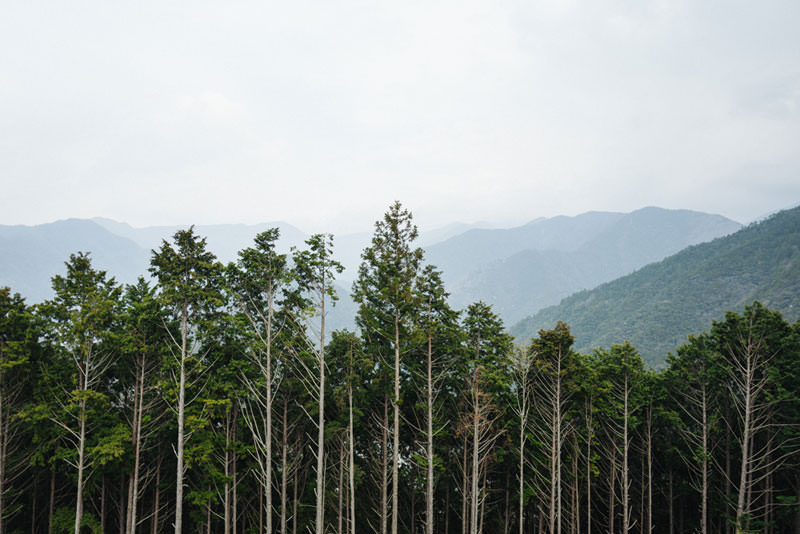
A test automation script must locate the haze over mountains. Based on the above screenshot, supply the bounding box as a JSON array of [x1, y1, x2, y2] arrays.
[[1, 206, 744, 342], [511, 205, 800, 366]]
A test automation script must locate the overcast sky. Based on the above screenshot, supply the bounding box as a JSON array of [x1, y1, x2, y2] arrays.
[[1, 1, 799, 234]]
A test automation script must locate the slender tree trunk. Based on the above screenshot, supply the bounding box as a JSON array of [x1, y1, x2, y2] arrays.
[[735, 355, 754, 534], [647, 408, 652, 534], [315, 284, 327, 534], [174, 309, 188, 534], [392, 311, 400, 534], [701, 385, 708, 534], [348, 375, 355, 534], [266, 297, 274, 534], [233, 404, 238, 534], [0, 378, 6, 534], [426, 333, 435, 534], [382, 394, 389, 534], [338, 439, 344, 534], [127, 357, 146, 534], [74, 360, 89, 534], [462, 431, 469, 534], [609, 441, 616, 534], [292, 453, 298, 534], [622, 375, 630, 534], [281, 399, 288, 534], [225, 409, 232, 534], [470, 369, 480, 534], [586, 400, 592, 534]]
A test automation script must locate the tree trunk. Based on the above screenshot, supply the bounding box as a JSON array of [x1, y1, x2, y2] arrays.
[[281, 399, 288, 534], [315, 282, 327, 534], [392, 311, 400, 534], [586, 400, 592, 534], [382, 394, 389, 534], [74, 359, 90, 534], [622, 375, 630, 534], [609, 441, 616, 534], [233, 404, 238, 534], [174, 309, 188, 534], [127, 356, 146, 534], [426, 333, 435, 534], [348, 375, 355, 534], [338, 439, 344, 534]]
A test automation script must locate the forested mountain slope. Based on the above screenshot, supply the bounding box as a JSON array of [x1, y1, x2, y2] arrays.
[[510, 206, 800, 366], [440, 207, 741, 324]]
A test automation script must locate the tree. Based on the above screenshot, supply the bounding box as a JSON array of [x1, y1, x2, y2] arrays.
[[0, 288, 40, 533], [595, 342, 644, 534], [40, 253, 121, 534], [529, 321, 578, 534], [462, 302, 513, 534], [228, 228, 291, 534], [508, 345, 534, 534], [118, 278, 169, 534], [353, 201, 423, 534], [292, 233, 344, 534], [149, 227, 223, 534], [415, 265, 460, 534]]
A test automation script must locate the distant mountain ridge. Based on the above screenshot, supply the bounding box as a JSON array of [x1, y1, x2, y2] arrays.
[[510, 206, 800, 366], [1, 207, 743, 339], [429, 207, 741, 324]]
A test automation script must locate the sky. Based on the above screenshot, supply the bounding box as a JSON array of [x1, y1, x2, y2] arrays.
[[1, 1, 799, 234]]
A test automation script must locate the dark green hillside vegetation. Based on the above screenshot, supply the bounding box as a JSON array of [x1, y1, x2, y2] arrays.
[[1, 203, 798, 534], [511, 206, 800, 366]]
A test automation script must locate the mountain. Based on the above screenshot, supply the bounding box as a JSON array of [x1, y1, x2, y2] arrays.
[[431, 207, 741, 324], [0, 219, 150, 302], [509, 206, 800, 367]]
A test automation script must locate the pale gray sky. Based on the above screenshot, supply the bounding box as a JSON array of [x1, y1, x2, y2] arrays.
[[2, 1, 799, 234]]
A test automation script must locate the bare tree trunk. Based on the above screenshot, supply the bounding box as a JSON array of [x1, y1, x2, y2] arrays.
[[292, 456, 298, 534], [281, 399, 288, 534], [232, 404, 238, 534], [314, 281, 327, 534], [609, 441, 616, 534], [338, 438, 344, 534], [471, 372, 480, 534], [174, 309, 188, 534], [225, 409, 232, 534], [348, 372, 355, 534], [127, 357, 146, 534], [462, 432, 469, 534], [382, 394, 389, 534], [586, 400, 592, 534], [622, 375, 630, 534], [74, 360, 90, 534], [426, 333, 435, 534], [392, 311, 400, 534]]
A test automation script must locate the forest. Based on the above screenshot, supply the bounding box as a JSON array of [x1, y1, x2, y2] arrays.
[[0, 201, 798, 534]]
